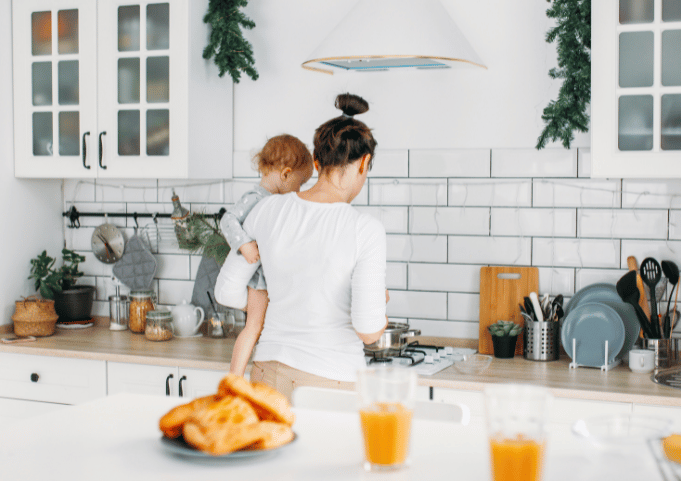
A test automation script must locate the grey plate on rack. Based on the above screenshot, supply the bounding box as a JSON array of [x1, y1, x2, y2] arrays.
[[598, 300, 640, 360], [564, 283, 621, 318], [561, 302, 625, 367]]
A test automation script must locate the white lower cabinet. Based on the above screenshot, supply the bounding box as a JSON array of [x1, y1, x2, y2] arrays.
[[107, 362, 226, 398], [633, 403, 681, 428], [0, 352, 107, 422]]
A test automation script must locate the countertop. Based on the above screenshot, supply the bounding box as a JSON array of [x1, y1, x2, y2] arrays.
[[2, 318, 681, 407]]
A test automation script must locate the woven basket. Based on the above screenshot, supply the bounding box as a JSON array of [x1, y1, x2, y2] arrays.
[[12, 296, 59, 337]]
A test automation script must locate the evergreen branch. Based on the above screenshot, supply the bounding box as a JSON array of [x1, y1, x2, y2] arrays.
[[536, 0, 591, 150]]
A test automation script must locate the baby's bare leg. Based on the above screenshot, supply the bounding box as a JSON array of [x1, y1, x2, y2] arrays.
[[229, 288, 268, 377]]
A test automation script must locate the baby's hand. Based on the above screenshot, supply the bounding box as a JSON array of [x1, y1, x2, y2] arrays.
[[386, 289, 390, 304], [239, 241, 260, 264]]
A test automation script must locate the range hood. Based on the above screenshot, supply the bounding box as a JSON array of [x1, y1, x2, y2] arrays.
[[302, 0, 486, 74]]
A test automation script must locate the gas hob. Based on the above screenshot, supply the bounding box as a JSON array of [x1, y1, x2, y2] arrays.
[[364, 342, 477, 376]]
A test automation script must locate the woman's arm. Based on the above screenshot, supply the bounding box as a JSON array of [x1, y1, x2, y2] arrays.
[[229, 288, 268, 376]]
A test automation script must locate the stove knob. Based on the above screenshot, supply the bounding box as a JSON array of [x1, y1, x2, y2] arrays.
[[444, 346, 454, 355], [424, 355, 434, 364]]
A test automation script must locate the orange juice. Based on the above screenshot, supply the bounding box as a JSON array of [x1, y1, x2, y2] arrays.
[[360, 402, 413, 466], [490, 435, 545, 481]]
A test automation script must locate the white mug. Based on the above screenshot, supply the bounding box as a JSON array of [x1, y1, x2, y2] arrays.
[[171, 300, 205, 337], [628, 349, 655, 374]]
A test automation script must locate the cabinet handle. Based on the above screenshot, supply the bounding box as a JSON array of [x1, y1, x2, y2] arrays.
[[165, 373, 174, 396], [98, 131, 107, 169], [30, 373, 39, 383], [178, 375, 187, 397], [82, 132, 91, 169]]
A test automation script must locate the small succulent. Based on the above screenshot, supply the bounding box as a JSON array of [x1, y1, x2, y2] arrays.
[[488, 320, 523, 337]]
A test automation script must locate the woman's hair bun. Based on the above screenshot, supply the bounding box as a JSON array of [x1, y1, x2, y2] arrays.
[[335, 93, 369, 117]]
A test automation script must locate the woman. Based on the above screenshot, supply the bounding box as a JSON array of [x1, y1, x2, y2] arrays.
[[215, 93, 387, 400]]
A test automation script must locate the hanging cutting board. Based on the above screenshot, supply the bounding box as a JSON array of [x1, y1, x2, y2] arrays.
[[479, 266, 539, 356]]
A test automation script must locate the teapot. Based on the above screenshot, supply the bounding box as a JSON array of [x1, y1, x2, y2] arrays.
[[171, 300, 205, 337]]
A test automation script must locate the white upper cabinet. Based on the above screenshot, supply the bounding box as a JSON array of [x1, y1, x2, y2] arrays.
[[12, 0, 233, 179], [592, 0, 681, 178]]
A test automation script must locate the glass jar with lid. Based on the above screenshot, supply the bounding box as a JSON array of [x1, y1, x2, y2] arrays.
[[129, 290, 155, 333], [145, 309, 173, 341]]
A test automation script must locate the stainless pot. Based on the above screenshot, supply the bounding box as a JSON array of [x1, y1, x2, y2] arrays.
[[363, 322, 421, 357]]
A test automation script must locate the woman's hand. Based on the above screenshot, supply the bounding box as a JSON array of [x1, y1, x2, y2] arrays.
[[239, 241, 261, 264]]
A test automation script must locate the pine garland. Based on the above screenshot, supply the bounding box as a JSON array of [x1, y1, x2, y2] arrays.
[[536, 0, 591, 150], [202, 0, 258, 84], [176, 213, 231, 266]]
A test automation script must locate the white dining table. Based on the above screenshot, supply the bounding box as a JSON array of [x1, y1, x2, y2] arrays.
[[0, 393, 666, 481]]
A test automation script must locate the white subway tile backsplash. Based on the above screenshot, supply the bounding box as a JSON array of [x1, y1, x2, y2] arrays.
[[409, 207, 489, 235], [97, 180, 158, 203], [386, 262, 407, 290], [537, 267, 575, 296], [533, 238, 621, 268], [158, 180, 225, 204], [408, 263, 482, 293], [158, 280, 196, 305], [578, 209, 668, 239], [386, 235, 448, 263], [622, 180, 681, 209], [65, 226, 95, 252], [369, 179, 447, 206], [670, 210, 681, 240], [408, 319, 479, 339], [447, 293, 480, 322], [369, 150, 409, 178], [351, 184, 369, 206], [448, 236, 532, 265], [64, 179, 94, 203], [621, 240, 681, 266], [533, 179, 621, 208], [449, 179, 532, 207], [491, 149, 577, 178], [578, 149, 591, 178], [386, 290, 447, 319], [155, 254, 191, 280], [491, 208, 576, 237], [355, 206, 409, 234], [408, 149, 490, 178], [575, 268, 628, 291], [233, 151, 259, 178]]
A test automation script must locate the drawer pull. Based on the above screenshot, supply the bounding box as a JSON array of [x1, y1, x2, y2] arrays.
[[30, 373, 39, 383], [165, 373, 174, 396], [179, 375, 187, 397]]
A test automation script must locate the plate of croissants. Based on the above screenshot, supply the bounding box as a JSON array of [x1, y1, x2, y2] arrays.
[[159, 374, 296, 458]]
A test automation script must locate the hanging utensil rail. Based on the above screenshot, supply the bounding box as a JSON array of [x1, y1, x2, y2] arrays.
[[62, 206, 226, 229]]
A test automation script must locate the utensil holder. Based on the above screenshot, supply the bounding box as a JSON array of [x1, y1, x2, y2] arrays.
[[523, 320, 559, 361], [642, 338, 680, 371]]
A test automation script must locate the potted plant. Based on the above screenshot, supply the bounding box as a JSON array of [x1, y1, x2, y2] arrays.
[[29, 249, 95, 321], [488, 321, 524, 359]]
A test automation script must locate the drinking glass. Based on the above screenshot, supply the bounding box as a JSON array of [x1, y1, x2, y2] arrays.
[[356, 366, 417, 472], [484, 384, 551, 481]]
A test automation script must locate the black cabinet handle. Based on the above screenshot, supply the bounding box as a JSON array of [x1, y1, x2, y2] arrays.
[[30, 373, 39, 383], [82, 132, 91, 169], [165, 373, 174, 396], [98, 131, 107, 169], [178, 375, 187, 397]]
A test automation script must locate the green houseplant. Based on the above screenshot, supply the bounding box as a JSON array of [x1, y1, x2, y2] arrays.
[[29, 249, 95, 321], [488, 321, 524, 359]]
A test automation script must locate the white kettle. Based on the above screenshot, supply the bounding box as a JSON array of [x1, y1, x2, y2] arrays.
[[171, 300, 205, 337]]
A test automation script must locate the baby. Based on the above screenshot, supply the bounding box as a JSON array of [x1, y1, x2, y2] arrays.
[[220, 134, 314, 376]]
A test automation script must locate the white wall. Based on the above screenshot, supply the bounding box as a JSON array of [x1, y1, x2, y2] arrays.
[[1, 0, 63, 325], [233, 0, 590, 152]]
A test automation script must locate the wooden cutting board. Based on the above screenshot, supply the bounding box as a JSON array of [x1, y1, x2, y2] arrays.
[[479, 266, 539, 355]]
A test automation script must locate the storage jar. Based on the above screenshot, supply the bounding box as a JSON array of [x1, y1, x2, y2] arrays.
[[129, 290, 155, 333], [145, 309, 173, 341]]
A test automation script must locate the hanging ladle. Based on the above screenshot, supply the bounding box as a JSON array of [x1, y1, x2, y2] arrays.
[[641, 257, 662, 339]]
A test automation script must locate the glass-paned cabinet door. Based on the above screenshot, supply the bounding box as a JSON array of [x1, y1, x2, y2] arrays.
[[593, 0, 681, 178], [97, 0, 188, 178], [12, 0, 98, 178]]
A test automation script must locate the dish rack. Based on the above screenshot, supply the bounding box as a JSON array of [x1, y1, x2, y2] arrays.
[[140, 217, 179, 253], [568, 338, 621, 371]]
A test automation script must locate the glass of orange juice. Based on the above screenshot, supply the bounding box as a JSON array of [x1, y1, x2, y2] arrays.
[[484, 384, 551, 481], [357, 365, 417, 472]]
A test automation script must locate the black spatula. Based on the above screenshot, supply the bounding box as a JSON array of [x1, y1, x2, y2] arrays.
[[662, 260, 679, 338], [641, 257, 662, 338], [617, 270, 655, 339]]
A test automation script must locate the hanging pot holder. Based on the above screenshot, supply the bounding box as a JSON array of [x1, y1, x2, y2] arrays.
[[113, 230, 157, 290]]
